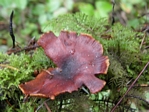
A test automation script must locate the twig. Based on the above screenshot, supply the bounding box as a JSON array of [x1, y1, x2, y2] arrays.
[[145, 46, 149, 49], [81, 86, 90, 94], [35, 99, 50, 112], [44, 102, 52, 112], [43, 69, 54, 79], [110, 61, 149, 112], [6, 99, 12, 106], [23, 95, 30, 102], [126, 95, 149, 104], [0, 64, 19, 70], [7, 44, 39, 55], [9, 11, 16, 48], [127, 84, 149, 88], [140, 32, 147, 49]]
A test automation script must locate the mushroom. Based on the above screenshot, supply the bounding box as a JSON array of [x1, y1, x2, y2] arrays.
[[19, 31, 109, 100]]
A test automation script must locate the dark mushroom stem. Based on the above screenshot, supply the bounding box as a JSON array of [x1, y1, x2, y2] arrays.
[[9, 11, 15, 48]]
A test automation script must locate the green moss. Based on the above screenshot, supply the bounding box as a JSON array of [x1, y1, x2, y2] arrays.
[[0, 48, 53, 100]]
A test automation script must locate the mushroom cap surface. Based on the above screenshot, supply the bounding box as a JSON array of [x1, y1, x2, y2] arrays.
[[19, 31, 109, 99]]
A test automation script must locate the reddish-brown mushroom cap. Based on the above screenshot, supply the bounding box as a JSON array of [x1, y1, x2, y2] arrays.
[[19, 31, 109, 99]]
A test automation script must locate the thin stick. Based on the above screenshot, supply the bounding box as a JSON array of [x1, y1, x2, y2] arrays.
[[35, 99, 50, 112], [44, 102, 52, 112], [0, 64, 19, 71], [140, 32, 146, 49], [7, 44, 39, 55], [126, 95, 149, 104], [111, 61, 149, 112], [23, 94, 30, 102]]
